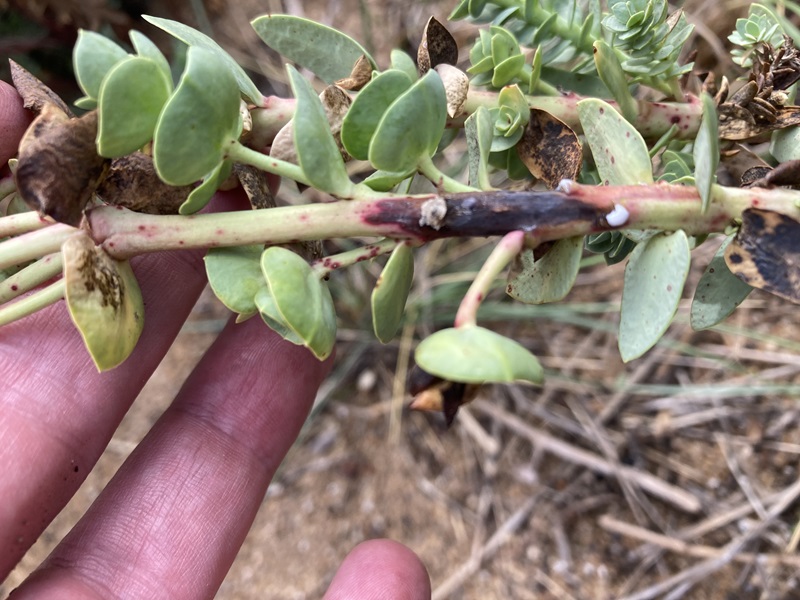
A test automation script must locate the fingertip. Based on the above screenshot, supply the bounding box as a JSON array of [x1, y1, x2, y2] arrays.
[[323, 539, 431, 600], [0, 80, 33, 165]]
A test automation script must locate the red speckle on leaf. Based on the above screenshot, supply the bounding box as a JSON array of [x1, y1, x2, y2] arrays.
[[11, 285, 18, 292], [299, 214, 308, 222], [611, 156, 616, 164], [599, 107, 605, 114], [178, 240, 185, 245], [476, 293, 483, 302], [670, 115, 681, 124], [216, 229, 224, 235], [667, 285, 673, 292], [138, 225, 146, 231], [626, 132, 631, 138]]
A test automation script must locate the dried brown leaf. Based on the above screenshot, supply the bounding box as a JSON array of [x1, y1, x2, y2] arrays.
[[96, 152, 191, 214], [435, 63, 469, 118], [516, 109, 582, 189], [725, 208, 800, 303], [417, 16, 458, 75], [9, 59, 73, 117], [335, 55, 373, 91], [15, 104, 109, 225]]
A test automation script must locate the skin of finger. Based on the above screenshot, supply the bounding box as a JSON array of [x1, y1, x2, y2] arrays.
[[323, 539, 432, 600], [0, 249, 211, 578], [0, 80, 32, 166], [11, 316, 332, 600]]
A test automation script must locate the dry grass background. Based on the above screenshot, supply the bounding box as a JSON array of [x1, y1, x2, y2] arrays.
[[4, 1, 800, 598]]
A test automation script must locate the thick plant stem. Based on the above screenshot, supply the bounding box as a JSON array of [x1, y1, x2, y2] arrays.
[[455, 230, 525, 328], [464, 89, 703, 140], [87, 183, 800, 259], [0, 252, 63, 303], [0, 279, 64, 327], [0, 210, 55, 239], [0, 224, 75, 270]]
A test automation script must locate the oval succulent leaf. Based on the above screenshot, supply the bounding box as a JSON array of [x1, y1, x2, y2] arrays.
[[507, 237, 584, 305], [619, 230, 691, 362], [693, 93, 719, 214], [62, 231, 144, 371], [251, 14, 375, 84], [341, 69, 414, 161], [205, 244, 266, 316], [129, 30, 172, 83], [286, 66, 353, 196], [415, 325, 544, 384], [254, 286, 304, 346], [368, 69, 447, 174], [690, 234, 753, 330], [180, 160, 233, 215], [97, 56, 173, 158], [261, 246, 337, 360], [577, 98, 653, 185], [143, 15, 262, 104], [73, 30, 129, 108], [465, 106, 493, 190], [371, 243, 415, 343], [153, 46, 241, 186]]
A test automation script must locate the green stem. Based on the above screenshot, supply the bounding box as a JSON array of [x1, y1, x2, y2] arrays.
[[0, 279, 65, 327], [0, 210, 54, 239], [311, 238, 402, 277], [464, 88, 703, 140], [417, 155, 479, 193], [226, 141, 312, 187], [455, 230, 525, 328], [0, 224, 75, 271], [0, 252, 63, 304]]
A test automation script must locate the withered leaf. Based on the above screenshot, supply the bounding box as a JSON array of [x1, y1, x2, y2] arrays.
[[335, 54, 373, 91], [407, 364, 479, 428], [417, 16, 458, 75], [725, 208, 800, 303], [741, 160, 800, 189], [234, 163, 276, 210], [63, 230, 144, 371], [435, 63, 469, 118], [15, 104, 109, 226], [719, 105, 800, 141], [9, 59, 73, 117], [516, 108, 582, 189], [96, 152, 191, 214], [270, 84, 352, 164]]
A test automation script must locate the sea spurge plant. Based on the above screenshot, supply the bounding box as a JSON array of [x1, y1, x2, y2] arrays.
[[5, 1, 800, 424]]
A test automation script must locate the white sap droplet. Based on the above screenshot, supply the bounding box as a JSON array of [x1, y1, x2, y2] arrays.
[[606, 204, 629, 227]]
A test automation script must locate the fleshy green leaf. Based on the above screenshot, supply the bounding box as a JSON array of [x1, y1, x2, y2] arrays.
[[371, 244, 415, 343], [62, 231, 144, 371], [577, 98, 653, 185], [73, 30, 129, 106], [770, 126, 800, 162], [180, 160, 233, 215], [251, 15, 374, 84], [368, 70, 447, 173], [690, 234, 753, 330], [390, 49, 419, 81], [129, 30, 172, 83], [260, 247, 337, 360], [153, 46, 241, 186], [362, 169, 415, 191], [506, 237, 583, 304], [286, 65, 353, 196], [143, 15, 262, 104], [693, 93, 719, 213], [254, 286, 304, 346], [465, 106, 494, 190], [619, 230, 691, 362], [415, 326, 543, 384], [341, 69, 414, 161], [97, 56, 173, 158], [205, 244, 264, 315], [593, 40, 637, 123]]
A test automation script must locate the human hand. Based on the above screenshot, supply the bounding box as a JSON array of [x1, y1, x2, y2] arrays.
[[0, 80, 430, 599]]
